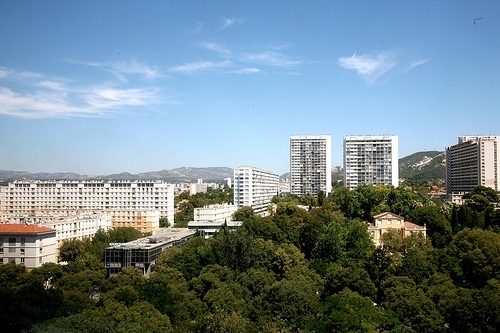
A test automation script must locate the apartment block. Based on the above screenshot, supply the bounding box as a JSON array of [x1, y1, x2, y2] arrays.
[[344, 135, 399, 190], [0, 224, 57, 268], [445, 135, 499, 199], [290, 135, 332, 197], [1, 180, 175, 227], [234, 166, 279, 216]]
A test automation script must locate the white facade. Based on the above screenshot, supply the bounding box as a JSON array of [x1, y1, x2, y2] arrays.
[[1, 180, 175, 224], [343, 135, 399, 190], [290, 135, 332, 197], [188, 220, 242, 239], [234, 166, 279, 216], [0, 224, 57, 268], [194, 203, 236, 222], [446, 135, 499, 198]]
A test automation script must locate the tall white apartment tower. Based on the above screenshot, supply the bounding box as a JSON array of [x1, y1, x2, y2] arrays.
[[234, 166, 279, 216], [290, 135, 332, 197], [445, 135, 499, 198], [343, 135, 399, 190]]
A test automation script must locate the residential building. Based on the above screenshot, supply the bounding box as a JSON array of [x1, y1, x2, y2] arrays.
[[0, 223, 57, 268], [343, 135, 399, 190], [446, 135, 499, 200], [193, 203, 236, 223], [5, 213, 111, 247], [188, 220, 242, 239], [0, 180, 175, 229], [290, 135, 332, 197], [109, 210, 159, 233], [104, 228, 195, 277], [234, 166, 279, 216], [368, 212, 426, 247]]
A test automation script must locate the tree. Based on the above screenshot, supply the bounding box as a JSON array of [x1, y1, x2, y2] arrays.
[[409, 206, 452, 248], [320, 289, 399, 333], [323, 264, 377, 300], [446, 229, 500, 288], [59, 239, 86, 263], [232, 206, 255, 222], [159, 217, 169, 228], [109, 227, 142, 243], [381, 276, 445, 333]]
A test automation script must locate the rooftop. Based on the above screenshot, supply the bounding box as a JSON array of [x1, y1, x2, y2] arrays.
[[0, 223, 56, 235]]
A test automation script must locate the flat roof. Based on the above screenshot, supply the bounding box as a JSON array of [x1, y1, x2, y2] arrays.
[[106, 228, 195, 250]]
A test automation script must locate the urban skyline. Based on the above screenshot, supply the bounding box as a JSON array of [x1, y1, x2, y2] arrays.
[[1, 2, 499, 176]]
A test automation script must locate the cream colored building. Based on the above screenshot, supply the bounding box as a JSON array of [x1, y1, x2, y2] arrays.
[[446, 135, 499, 199], [0, 224, 57, 268], [0, 180, 174, 226], [194, 203, 236, 222], [109, 210, 159, 233], [368, 212, 426, 247]]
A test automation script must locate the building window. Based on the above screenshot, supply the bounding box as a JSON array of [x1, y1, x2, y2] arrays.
[[9, 237, 15, 246], [21, 237, 25, 246], [9, 248, 16, 253], [20, 248, 25, 254], [20, 258, 25, 264]]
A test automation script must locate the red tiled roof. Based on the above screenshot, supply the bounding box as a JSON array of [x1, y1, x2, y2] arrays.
[[404, 221, 425, 229], [0, 223, 56, 235]]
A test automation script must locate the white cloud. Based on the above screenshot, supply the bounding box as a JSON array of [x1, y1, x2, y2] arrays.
[[201, 42, 231, 56], [193, 22, 203, 34], [241, 51, 301, 67], [233, 68, 261, 74], [0, 67, 14, 78], [170, 60, 232, 74], [0, 62, 167, 118], [220, 17, 244, 31], [407, 59, 429, 71], [67, 59, 162, 81], [338, 51, 397, 83]]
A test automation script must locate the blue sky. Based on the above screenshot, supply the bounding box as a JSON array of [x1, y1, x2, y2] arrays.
[[1, 1, 499, 176]]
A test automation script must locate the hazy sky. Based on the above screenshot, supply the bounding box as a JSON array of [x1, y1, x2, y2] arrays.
[[1, 1, 498, 175]]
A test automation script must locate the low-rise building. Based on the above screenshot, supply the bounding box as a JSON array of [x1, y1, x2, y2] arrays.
[[0, 223, 57, 268], [104, 228, 196, 277], [187, 220, 242, 239], [368, 212, 426, 247], [193, 203, 236, 223]]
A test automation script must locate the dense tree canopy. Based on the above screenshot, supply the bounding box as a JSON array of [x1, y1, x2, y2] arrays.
[[3, 184, 500, 332]]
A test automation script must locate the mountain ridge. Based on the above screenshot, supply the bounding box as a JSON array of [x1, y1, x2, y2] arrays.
[[0, 151, 446, 183]]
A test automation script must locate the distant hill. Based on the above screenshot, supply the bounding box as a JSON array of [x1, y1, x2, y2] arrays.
[[399, 151, 445, 182], [0, 153, 446, 184], [0, 167, 233, 183]]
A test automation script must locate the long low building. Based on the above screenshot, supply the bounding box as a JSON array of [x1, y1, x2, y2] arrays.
[[104, 228, 196, 277], [0, 180, 175, 224], [188, 220, 242, 239]]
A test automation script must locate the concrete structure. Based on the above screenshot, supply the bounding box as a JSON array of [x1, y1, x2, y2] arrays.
[[188, 220, 242, 239], [368, 212, 426, 247], [193, 203, 236, 223], [343, 135, 399, 190], [104, 228, 195, 277], [290, 135, 332, 197], [0, 223, 57, 268], [446, 135, 499, 199], [234, 166, 279, 216], [0, 180, 175, 229], [109, 210, 159, 233], [5, 213, 112, 248]]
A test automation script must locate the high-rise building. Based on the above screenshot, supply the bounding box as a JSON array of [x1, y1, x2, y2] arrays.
[[343, 135, 399, 190], [445, 135, 499, 199], [290, 135, 332, 197], [234, 166, 279, 216]]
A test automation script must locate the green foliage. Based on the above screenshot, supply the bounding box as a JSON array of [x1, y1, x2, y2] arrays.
[[109, 227, 142, 243], [59, 239, 86, 263]]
